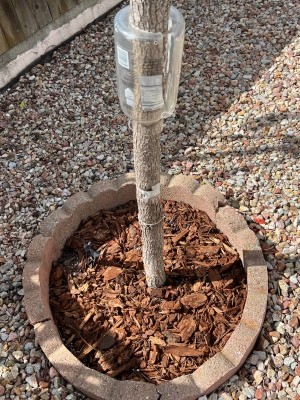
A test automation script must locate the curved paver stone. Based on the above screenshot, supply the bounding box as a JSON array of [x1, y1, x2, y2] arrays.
[[23, 235, 60, 324], [23, 174, 268, 400]]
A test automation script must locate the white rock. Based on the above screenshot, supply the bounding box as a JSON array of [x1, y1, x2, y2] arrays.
[[25, 363, 34, 374], [7, 332, 18, 342], [278, 280, 289, 296], [273, 354, 284, 368], [25, 373, 38, 388], [49, 366, 59, 378], [253, 370, 263, 384], [284, 356, 295, 366], [247, 354, 259, 365], [12, 350, 23, 361], [253, 351, 267, 361], [10, 364, 19, 379]]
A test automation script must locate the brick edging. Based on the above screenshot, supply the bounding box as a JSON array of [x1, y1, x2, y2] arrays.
[[23, 174, 268, 400]]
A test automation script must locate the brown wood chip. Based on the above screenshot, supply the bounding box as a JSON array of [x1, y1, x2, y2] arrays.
[[50, 200, 247, 384], [180, 293, 208, 308], [103, 266, 123, 281], [164, 345, 205, 357]]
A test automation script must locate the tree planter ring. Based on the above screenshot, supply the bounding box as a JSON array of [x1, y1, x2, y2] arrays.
[[23, 174, 268, 400]]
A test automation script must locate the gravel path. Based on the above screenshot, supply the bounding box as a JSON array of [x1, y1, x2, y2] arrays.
[[0, 0, 299, 399]]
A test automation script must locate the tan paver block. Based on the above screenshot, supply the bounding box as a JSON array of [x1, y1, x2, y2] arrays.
[[27, 235, 60, 264], [191, 183, 226, 222], [117, 172, 136, 186], [231, 232, 263, 265], [214, 224, 262, 263], [23, 261, 53, 324], [160, 173, 172, 187], [88, 174, 135, 197], [216, 206, 249, 235], [112, 380, 158, 400], [240, 289, 268, 331], [63, 192, 99, 222], [167, 174, 200, 192], [35, 320, 115, 400], [63, 180, 136, 223], [89, 177, 121, 195], [192, 352, 234, 395], [222, 323, 259, 366], [40, 208, 81, 249], [247, 265, 268, 292], [158, 374, 202, 400], [243, 248, 266, 269], [88, 184, 136, 210], [24, 236, 59, 324], [116, 184, 137, 203], [161, 185, 192, 204], [193, 184, 227, 209]]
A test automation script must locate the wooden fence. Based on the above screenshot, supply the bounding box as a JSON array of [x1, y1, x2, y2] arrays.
[[0, 0, 84, 55]]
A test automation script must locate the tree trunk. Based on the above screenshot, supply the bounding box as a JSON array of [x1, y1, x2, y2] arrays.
[[130, 0, 170, 288]]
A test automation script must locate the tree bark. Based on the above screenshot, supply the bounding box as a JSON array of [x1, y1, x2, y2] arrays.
[[130, 0, 170, 288]]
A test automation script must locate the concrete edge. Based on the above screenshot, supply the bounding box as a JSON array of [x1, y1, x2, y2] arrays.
[[0, 0, 123, 91], [23, 174, 268, 400], [35, 319, 159, 400]]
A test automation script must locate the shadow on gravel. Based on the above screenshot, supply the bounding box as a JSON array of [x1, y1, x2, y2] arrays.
[[202, 112, 300, 160], [176, 0, 299, 132]]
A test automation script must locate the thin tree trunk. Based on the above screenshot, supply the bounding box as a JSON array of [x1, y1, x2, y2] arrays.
[[130, 0, 170, 288]]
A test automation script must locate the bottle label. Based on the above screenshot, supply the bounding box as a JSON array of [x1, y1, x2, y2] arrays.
[[125, 88, 134, 107], [117, 45, 129, 69], [140, 75, 164, 111]]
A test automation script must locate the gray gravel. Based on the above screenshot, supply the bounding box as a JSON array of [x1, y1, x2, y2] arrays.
[[0, 0, 299, 399]]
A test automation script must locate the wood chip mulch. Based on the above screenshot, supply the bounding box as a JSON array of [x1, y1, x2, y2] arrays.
[[49, 200, 247, 384]]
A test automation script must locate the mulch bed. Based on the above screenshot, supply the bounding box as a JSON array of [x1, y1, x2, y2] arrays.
[[49, 200, 247, 384]]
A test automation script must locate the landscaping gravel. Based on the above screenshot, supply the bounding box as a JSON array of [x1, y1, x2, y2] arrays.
[[0, 0, 299, 399]]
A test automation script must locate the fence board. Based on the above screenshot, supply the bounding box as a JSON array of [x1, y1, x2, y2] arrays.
[[65, 0, 80, 8], [0, 0, 25, 47], [0, 24, 9, 55], [46, 0, 68, 21], [25, 0, 52, 30], [12, 0, 40, 38]]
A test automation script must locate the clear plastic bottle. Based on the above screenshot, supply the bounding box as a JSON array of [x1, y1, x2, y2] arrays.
[[114, 5, 185, 123]]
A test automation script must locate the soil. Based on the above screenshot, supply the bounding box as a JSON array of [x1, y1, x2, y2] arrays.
[[49, 200, 247, 384]]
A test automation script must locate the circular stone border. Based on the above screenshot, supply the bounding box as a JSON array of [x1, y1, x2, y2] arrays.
[[23, 174, 268, 400]]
